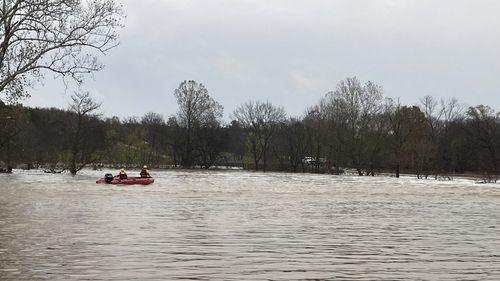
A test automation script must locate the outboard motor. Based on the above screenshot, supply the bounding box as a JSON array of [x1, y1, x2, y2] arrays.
[[104, 173, 114, 184]]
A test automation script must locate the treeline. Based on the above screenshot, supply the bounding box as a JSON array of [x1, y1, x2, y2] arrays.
[[1, 78, 500, 182]]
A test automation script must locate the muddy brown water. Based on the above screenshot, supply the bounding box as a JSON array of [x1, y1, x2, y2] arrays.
[[1, 170, 500, 280]]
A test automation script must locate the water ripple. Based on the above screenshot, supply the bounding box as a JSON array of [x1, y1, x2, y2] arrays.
[[1, 170, 500, 280]]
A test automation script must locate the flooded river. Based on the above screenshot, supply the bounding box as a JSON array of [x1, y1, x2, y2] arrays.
[[1, 170, 500, 280]]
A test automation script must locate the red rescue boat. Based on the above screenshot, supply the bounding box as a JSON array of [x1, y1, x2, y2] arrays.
[[96, 173, 154, 185]]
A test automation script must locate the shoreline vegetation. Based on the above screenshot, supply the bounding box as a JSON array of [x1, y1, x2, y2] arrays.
[[2, 78, 500, 184]]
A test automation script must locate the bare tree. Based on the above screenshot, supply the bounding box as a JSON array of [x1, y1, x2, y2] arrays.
[[0, 0, 123, 102], [320, 94, 347, 174], [271, 117, 308, 172], [174, 80, 223, 167], [233, 100, 286, 171], [322, 77, 384, 175], [386, 99, 431, 178], [440, 98, 464, 130], [434, 98, 464, 177], [67, 90, 102, 174], [420, 95, 439, 138]]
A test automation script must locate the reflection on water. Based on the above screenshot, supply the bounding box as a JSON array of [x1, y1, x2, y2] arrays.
[[1, 170, 500, 280]]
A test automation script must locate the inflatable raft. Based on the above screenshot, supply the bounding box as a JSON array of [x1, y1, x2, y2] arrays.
[[96, 173, 154, 185]]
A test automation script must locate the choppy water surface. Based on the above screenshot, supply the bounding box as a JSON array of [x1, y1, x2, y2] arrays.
[[1, 170, 500, 280]]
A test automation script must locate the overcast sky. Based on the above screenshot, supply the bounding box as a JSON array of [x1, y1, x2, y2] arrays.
[[25, 0, 500, 120]]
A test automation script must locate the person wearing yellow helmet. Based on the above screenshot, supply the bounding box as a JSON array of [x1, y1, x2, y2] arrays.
[[118, 168, 127, 179], [140, 165, 150, 178]]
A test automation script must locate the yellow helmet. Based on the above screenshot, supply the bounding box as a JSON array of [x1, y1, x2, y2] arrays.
[[120, 168, 125, 172], [143, 165, 148, 169]]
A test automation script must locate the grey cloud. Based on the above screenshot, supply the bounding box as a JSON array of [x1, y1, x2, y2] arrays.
[[25, 0, 500, 119]]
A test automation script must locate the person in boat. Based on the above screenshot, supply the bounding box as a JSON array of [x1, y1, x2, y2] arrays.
[[117, 168, 127, 179], [140, 165, 151, 178]]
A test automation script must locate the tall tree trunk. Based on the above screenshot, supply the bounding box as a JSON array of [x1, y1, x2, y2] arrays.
[[263, 149, 267, 172], [252, 139, 259, 171]]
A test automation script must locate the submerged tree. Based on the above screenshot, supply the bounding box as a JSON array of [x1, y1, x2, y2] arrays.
[[386, 100, 431, 178], [196, 119, 226, 169], [67, 91, 104, 174], [303, 106, 327, 173], [24, 107, 71, 171], [280, 117, 308, 172], [0, 102, 24, 171], [321, 77, 384, 175], [173, 80, 223, 167], [233, 100, 286, 171], [141, 112, 166, 166], [0, 0, 123, 102], [466, 105, 500, 182]]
